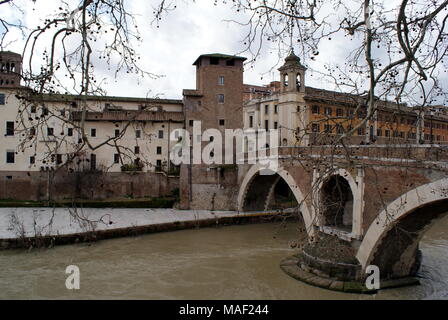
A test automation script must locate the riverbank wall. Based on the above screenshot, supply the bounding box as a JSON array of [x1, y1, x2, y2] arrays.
[[0, 207, 292, 250], [0, 170, 179, 201]]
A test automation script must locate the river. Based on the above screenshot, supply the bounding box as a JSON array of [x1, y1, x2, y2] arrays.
[[1, 216, 448, 299]]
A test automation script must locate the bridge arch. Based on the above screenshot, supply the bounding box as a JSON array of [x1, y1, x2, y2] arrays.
[[356, 178, 448, 278], [314, 168, 363, 238], [238, 164, 313, 234]]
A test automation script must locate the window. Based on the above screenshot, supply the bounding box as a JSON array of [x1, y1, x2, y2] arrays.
[[210, 57, 219, 65], [312, 105, 320, 114], [42, 106, 49, 116], [218, 76, 224, 85], [134, 146, 140, 154], [357, 111, 365, 119], [90, 154, 96, 171], [189, 120, 194, 127], [156, 159, 162, 170], [0, 93, 5, 105], [6, 121, 14, 136], [136, 130, 141, 138], [274, 105, 278, 114], [345, 110, 353, 119], [274, 122, 278, 129], [114, 154, 120, 164], [265, 120, 269, 129], [337, 124, 344, 134], [30, 127, 36, 136], [265, 105, 269, 114], [324, 124, 332, 133], [226, 59, 235, 66], [67, 128, 73, 136], [377, 129, 382, 136], [336, 108, 343, 117], [56, 154, 62, 165], [90, 128, 96, 137], [297, 105, 300, 112], [30, 105, 36, 113], [357, 127, 364, 136], [324, 107, 332, 116], [312, 123, 320, 133], [156, 146, 162, 155], [47, 127, 54, 136], [30, 156, 35, 164], [218, 94, 225, 104], [385, 130, 390, 137], [219, 119, 225, 126], [60, 109, 66, 117], [249, 116, 253, 128], [114, 129, 120, 137], [6, 151, 14, 164], [158, 130, 164, 139]]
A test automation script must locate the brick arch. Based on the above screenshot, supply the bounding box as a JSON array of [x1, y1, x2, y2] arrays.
[[317, 168, 358, 199], [356, 178, 448, 273], [237, 164, 313, 234], [314, 168, 364, 238]]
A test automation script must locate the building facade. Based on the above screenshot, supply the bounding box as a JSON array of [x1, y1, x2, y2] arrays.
[[243, 51, 448, 147], [1, 50, 447, 203]]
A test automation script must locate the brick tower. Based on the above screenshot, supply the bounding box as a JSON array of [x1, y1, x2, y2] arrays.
[[180, 53, 247, 210]]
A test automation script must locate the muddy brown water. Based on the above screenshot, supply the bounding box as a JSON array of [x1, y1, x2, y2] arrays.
[[1, 216, 447, 299]]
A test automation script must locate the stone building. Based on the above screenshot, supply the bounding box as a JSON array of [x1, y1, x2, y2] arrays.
[[243, 50, 448, 147], [1, 50, 447, 204]]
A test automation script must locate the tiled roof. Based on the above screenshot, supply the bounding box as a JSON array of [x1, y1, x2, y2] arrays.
[[71, 110, 184, 122], [193, 53, 247, 65], [39, 93, 182, 105]]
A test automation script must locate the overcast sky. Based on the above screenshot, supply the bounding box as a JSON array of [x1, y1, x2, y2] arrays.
[[2, 0, 446, 104], [1, 0, 345, 100]]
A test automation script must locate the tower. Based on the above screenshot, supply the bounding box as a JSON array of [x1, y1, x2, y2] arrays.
[[184, 53, 247, 131], [278, 50, 306, 93], [0, 51, 22, 88], [180, 53, 247, 210]]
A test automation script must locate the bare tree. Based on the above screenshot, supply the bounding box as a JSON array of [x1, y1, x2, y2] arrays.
[[1, 0, 164, 172]]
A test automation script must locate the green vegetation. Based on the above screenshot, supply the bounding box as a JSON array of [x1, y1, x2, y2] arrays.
[[0, 197, 176, 208]]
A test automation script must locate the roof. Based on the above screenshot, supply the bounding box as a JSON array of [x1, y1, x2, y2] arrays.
[[193, 53, 247, 65], [182, 89, 203, 97], [71, 110, 184, 122], [39, 93, 182, 105], [278, 49, 306, 71], [0, 51, 22, 57]]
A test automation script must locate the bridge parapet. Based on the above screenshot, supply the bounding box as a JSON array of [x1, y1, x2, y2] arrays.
[[239, 144, 448, 169]]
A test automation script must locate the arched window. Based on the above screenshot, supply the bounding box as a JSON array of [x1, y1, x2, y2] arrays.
[[282, 138, 288, 146], [296, 74, 301, 89], [283, 74, 289, 87]]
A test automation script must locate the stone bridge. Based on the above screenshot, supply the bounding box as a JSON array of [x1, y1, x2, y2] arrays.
[[236, 144, 448, 282]]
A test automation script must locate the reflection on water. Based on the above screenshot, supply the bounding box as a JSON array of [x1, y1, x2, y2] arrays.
[[1, 215, 448, 299]]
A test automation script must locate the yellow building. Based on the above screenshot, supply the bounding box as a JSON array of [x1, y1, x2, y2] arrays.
[[243, 51, 448, 146]]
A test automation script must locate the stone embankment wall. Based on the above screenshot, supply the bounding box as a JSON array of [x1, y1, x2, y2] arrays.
[[0, 170, 179, 201]]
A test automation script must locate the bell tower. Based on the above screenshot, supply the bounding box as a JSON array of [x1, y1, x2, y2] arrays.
[[278, 49, 306, 93], [0, 51, 22, 88]]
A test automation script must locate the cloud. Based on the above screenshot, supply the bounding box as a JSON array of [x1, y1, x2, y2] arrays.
[[1, 0, 446, 105]]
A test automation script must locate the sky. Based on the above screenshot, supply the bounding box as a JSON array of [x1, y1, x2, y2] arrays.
[[1, 0, 345, 100], [1, 0, 447, 104]]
